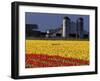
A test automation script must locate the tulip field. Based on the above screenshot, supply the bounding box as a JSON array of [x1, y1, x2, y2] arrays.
[[25, 40, 89, 68]]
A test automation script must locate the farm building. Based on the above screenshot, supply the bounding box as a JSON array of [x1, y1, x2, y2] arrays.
[[46, 17, 89, 39]]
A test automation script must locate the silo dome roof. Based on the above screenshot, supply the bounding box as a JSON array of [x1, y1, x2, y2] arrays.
[[63, 16, 70, 20], [78, 17, 84, 21]]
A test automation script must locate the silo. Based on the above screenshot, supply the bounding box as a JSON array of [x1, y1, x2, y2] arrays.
[[62, 17, 70, 38], [76, 17, 84, 39]]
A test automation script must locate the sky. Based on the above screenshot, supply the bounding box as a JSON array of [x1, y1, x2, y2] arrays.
[[25, 12, 89, 32]]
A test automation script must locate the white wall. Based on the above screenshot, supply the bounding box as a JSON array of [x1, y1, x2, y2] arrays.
[[0, 0, 99, 81]]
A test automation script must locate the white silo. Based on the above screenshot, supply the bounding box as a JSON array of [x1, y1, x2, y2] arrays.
[[76, 17, 84, 39], [62, 17, 70, 38]]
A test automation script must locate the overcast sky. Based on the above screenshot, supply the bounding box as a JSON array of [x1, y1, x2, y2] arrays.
[[25, 12, 89, 32]]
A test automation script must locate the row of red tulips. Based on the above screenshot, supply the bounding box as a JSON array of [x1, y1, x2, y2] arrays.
[[25, 54, 89, 68]]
